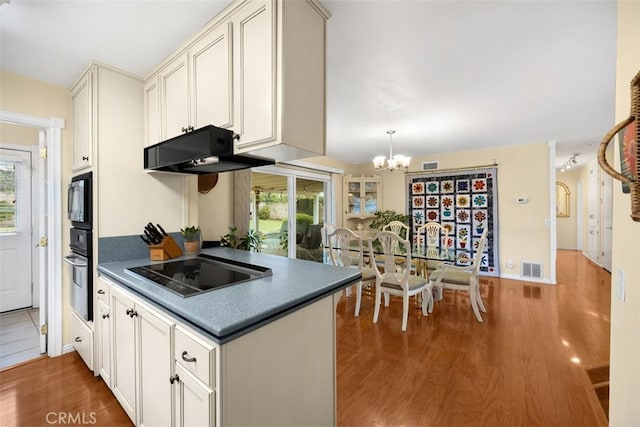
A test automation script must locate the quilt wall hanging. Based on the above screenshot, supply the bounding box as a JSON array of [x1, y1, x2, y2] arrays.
[[406, 167, 499, 277]]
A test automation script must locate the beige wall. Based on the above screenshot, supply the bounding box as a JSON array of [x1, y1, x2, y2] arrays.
[[198, 172, 234, 242], [609, 1, 640, 424], [351, 142, 553, 281], [0, 69, 74, 345], [556, 168, 579, 249]]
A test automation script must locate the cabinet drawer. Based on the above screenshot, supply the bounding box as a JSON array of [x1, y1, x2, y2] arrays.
[[96, 277, 111, 303], [71, 311, 94, 371], [175, 326, 215, 387]]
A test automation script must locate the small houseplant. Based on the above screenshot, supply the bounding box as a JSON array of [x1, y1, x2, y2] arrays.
[[180, 225, 201, 254], [220, 226, 264, 252]]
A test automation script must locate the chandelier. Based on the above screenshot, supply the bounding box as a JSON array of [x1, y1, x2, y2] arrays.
[[372, 130, 411, 172], [559, 153, 579, 172]]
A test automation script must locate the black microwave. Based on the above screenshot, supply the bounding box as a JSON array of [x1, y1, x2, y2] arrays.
[[68, 172, 92, 229]]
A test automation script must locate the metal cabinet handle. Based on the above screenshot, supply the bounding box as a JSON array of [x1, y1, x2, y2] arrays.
[[102, 313, 109, 319], [232, 133, 240, 141], [97, 289, 105, 295], [82, 156, 89, 161], [181, 126, 194, 133], [181, 351, 197, 363], [169, 374, 180, 384], [125, 308, 132, 316], [129, 310, 138, 318], [75, 337, 82, 342]]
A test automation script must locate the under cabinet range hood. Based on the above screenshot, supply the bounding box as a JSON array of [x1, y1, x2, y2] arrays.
[[144, 125, 274, 174]]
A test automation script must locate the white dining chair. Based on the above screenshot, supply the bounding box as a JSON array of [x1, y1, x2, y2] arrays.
[[429, 228, 489, 322], [368, 230, 432, 331], [325, 226, 376, 317]]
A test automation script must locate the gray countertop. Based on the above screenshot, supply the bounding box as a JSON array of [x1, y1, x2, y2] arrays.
[[97, 247, 360, 344]]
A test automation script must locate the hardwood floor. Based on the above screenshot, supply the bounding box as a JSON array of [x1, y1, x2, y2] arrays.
[[336, 249, 611, 426], [0, 250, 609, 426], [0, 352, 131, 426]]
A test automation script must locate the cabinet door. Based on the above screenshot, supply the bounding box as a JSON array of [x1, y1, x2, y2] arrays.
[[137, 303, 174, 427], [232, 0, 275, 147], [111, 288, 137, 424], [174, 364, 214, 427], [344, 179, 362, 216], [363, 178, 380, 215], [191, 22, 233, 130], [71, 71, 92, 171], [96, 299, 111, 387], [160, 53, 189, 140], [144, 77, 160, 147], [70, 311, 93, 371]]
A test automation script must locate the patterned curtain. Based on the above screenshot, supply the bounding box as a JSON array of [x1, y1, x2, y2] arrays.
[[406, 167, 499, 277]]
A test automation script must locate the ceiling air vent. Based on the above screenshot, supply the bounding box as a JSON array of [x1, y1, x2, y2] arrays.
[[521, 262, 543, 279], [422, 161, 439, 171]]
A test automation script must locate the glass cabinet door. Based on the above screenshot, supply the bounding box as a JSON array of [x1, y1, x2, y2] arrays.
[[346, 180, 361, 215], [363, 180, 378, 214]]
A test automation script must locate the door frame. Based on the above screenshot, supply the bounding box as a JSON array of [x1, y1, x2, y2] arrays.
[[0, 110, 64, 357]]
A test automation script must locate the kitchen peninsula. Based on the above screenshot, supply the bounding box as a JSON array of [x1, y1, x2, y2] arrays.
[[97, 247, 359, 426]]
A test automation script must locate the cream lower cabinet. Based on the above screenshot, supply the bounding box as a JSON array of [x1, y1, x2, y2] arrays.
[[105, 279, 337, 426], [96, 299, 111, 386], [111, 285, 174, 426], [95, 276, 112, 387], [173, 325, 216, 427], [70, 311, 94, 371]]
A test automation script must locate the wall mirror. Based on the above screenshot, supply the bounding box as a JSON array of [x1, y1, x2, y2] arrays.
[[556, 182, 570, 217]]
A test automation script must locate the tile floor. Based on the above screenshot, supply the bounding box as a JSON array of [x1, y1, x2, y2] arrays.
[[0, 308, 43, 369]]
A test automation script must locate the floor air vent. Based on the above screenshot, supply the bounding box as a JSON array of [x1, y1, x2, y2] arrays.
[[422, 161, 439, 171], [521, 262, 543, 279]]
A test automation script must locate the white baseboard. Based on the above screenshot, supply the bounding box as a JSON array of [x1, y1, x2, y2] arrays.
[[62, 344, 75, 354], [499, 273, 553, 284]]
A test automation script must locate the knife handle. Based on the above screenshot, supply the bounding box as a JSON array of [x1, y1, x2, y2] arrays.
[[157, 224, 168, 236]]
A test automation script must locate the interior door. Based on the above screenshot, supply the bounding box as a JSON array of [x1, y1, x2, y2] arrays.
[[0, 148, 33, 312], [586, 166, 599, 263], [601, 172, 613, 271]]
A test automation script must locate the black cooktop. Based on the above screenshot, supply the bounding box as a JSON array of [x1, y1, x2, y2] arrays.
[[126, 254, 272, 297]]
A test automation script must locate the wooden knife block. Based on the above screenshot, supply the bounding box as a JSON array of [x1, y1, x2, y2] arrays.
[[149, 236, 183, 261]]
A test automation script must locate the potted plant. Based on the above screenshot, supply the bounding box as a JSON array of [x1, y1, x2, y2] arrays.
[[220, 226, 264, 252], [180, 225, 201, 255], [369, 209, 409, 231]]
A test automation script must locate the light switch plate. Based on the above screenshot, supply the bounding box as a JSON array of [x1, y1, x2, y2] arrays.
[[616, 269, 626, 302]]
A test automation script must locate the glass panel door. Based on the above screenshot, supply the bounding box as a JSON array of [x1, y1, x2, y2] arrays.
[[251, 172, 289, 258], [251, 168, 330, 262], [294, 177, 326, 263]]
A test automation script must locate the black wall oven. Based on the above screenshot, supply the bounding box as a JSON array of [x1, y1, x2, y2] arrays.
[[68, 171, 92, 229], [64, 229, 92, 321], [65, 172, 93, 321]]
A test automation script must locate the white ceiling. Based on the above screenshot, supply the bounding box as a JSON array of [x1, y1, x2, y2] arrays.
[[0, 0, 617, 170]]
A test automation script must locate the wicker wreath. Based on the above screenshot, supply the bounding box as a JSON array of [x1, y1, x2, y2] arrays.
[[598, 69, 640, 222]]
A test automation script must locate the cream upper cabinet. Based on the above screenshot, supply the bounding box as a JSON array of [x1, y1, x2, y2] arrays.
[[191, 22, 233, 130], [232, 0, 328, 161], [146, 23, 233, 146], [232, 0, 275, 146], [143, 0, 329, 162], [71, 70, 93, 171], [143, 78, 160, 147], [161, 53, 190, 141]]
